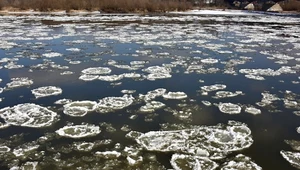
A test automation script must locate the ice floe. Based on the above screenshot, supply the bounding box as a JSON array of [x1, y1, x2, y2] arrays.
[[97, 95, 134, 113], [0, 103, 57, 128], [81, 67, 111, 75], [56, 124, 101, 138], [139, 88, 167, 101], [31, 86, 62, 98], [135, 121, 253, 160], [281, 151, 300, 169], [201, 84, 226, 92], [218, 103, 242, 114], [98, 74, 124, 82], [245, 107, 261, 115], [95, 151, 121, 158], [63, 100, 97, 117], [79, 74, 99, 81], [6, 77, 33, 89], [163, 91, 188, 100], [42, 52, 63, 58], [213, 91, 243, 99], [171, 154, 218, 170], [139, 101, 165, 113], [220, 154, 262, 170]]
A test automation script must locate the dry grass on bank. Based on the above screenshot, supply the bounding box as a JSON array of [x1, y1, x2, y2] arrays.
[[0, 0, 193, 12], [280, 0, 300, 12]]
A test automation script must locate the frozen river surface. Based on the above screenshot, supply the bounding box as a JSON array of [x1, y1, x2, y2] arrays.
[[0, 12, 300, 170]]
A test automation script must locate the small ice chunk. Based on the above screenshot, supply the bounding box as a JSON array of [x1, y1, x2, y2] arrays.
[[280, 151, 300, 169], [163, 92, 188, 100], [56, 124, 101, 138], [66, 48, 81, 52], [171, 154, 218, 170], [0, 103, 57, 128], [245, 107, 261, 115], [54, 99, 72, 105], [202, 101, 212, 106], [31, 86, 62, 98], [121, 90, 136, 94], [218, 103, 241, 114], [81, 67, 111, 75]]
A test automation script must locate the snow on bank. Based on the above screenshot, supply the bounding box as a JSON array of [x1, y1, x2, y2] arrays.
[[169, 9, 262, 16]]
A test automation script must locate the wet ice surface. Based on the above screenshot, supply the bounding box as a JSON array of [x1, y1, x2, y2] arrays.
[[0, 13, 299, 170]]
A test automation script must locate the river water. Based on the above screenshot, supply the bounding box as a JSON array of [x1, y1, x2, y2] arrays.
[[0, 12, 300, 170]]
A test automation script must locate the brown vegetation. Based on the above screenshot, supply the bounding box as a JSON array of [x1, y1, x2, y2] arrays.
[[280, 0, 300, 11], [0, 0, 193, 12]]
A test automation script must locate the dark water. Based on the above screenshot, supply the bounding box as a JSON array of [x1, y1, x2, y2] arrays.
[[0, 12, 300, 169]]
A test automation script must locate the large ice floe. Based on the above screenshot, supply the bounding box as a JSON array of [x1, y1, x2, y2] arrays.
[[97, 95, 134, 113], [6, 77, 33, 89], [218, 103, 242, 114], [31, 86, 62, 98], [280, 151, 300, 169], [56, 124, 101, 138], [0, 103, 57, 128], [170, 154, 218, 170], [139, 88, 167, 101], [220, 154, 262, 170], [63, 101, 97, 117], [134, 121, 253, 160]]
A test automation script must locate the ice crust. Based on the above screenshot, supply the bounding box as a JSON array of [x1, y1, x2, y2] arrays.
[[135, 121, 253, 160], [31, 86, 62, 98], [56, 124, 101, 138], [0, 103, 57, 128]]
